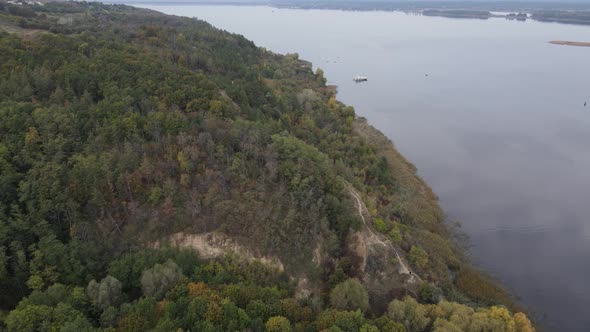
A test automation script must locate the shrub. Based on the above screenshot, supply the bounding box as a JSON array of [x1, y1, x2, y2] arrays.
[[373, 218, 388, 233], [388, 226, 402, 244]]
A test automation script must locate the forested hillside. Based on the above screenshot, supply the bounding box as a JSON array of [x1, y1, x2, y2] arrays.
[[0, 2, 533, 331]]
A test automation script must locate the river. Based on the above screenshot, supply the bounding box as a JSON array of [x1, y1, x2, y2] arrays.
[[136, 5, 590, 330]]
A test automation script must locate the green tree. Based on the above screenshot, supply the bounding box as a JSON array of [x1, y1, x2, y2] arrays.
[[5, 303, 90, 332], [5, 304, 54, 331], [265, 316, 292, 332], [209, 100, 223, 116], [60, 316, 96, 332], [360, 324, 379, 332], [100, 306, 119, 328], [409, 246, 429, 269], [315, 309, 366, 332], [27, 275, 45, 291], [141, 260, 183, 299], [315, 68, 327, 85], [419, 283, 442, 304], [388, 296, 430, 332], [372, 316, 406, 332], [428, 301, 473, 330], [329, 279, 369, 312], [86, 275, 122, 310], [388, 226, 402, 244], [432, 318, 462, 332], [373, 218, 388, 233]]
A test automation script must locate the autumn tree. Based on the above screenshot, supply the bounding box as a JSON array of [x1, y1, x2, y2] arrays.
[[514, 312, 534, 332]]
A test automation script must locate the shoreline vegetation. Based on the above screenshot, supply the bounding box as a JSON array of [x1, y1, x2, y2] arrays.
[[0, 1, 536, 331], [550, 40, 590, 47], [420, 9, 590, 25], [422, 9, 492, 19]]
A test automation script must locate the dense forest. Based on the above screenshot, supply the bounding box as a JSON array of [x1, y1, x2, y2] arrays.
[[0, 2, 534, 331]]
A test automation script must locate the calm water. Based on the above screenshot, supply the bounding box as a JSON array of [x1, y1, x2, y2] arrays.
[[138, 5, 590, 330]]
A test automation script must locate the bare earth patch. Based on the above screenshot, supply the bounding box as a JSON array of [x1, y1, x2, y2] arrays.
[[0, 21, 47, 39], [164, 232, 285, 272]]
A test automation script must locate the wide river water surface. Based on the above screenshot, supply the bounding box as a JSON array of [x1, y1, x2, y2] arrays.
[[138, 5, 590, 330]]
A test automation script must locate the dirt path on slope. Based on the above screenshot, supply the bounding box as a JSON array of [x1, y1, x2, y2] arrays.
[[349, 188, 421, 284]]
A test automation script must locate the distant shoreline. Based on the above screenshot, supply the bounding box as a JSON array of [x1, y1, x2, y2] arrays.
[[550, 40, 590, 47]]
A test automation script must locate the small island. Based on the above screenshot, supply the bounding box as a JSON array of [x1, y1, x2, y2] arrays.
[[506, 12, 528, 21], [550, 40, 590, 47]]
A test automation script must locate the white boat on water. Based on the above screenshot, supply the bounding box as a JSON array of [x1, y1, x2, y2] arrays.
[[353, 76, 368, 82]]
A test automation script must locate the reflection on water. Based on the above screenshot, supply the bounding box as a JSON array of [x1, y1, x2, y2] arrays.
[[138, 5, 590, 330]]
